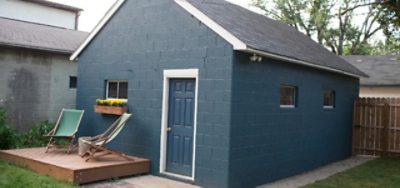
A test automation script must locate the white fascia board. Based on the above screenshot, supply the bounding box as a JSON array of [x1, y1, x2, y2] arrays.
[[244, 48, 363, 79], [175, 0, 247, 50], [69, 0, 126, 61]]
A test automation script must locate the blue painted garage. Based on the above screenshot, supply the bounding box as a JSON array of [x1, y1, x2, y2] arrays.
[[70, 0, 367, 187]]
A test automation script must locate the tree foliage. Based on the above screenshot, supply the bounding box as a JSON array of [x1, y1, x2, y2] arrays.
[[375, 0, 400, 40], [252, 0, 399, 55]]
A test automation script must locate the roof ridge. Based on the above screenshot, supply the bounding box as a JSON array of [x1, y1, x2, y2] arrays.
[[0, 17, 88, 34]]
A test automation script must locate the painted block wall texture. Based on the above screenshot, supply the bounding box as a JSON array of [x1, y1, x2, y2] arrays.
[[0, 47, 76, 131], [76, 0, 233, 187], [228, 52, 359, 188]]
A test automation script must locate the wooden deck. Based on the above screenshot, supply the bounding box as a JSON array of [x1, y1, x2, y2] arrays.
[[0, 147, 150, 184]]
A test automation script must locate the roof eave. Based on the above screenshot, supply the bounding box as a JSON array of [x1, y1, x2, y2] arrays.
[[243, 47, 366, 79], [0, 42, 73, 55], [70, 0, 126, 61]]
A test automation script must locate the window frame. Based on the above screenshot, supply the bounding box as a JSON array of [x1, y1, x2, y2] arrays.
[[323, 90, 335, 109], [106, 80, 128, 101], [69, 76, 77, 89], [280, 85, 297, 108]]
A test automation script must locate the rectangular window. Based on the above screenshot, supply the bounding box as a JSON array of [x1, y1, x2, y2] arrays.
[[69, 76, 77, 89], [323, 90, 335, 108], [280, 85, 296, 108], [107, 80, 128, 100]]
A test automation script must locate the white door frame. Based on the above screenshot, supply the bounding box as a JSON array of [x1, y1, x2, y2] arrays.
[[159, 69, 199, 181]]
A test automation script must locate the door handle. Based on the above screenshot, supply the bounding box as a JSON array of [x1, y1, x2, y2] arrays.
[[167, 127, 172, 132]]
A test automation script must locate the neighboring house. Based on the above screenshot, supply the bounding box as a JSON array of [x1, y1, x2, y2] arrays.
[[71, 0, 366, 187], [0, 0, 82, 29], [344, 55, 400, 98], [0, 1, 87, 131]]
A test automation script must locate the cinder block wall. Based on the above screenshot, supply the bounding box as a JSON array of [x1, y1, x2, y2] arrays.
[[0, 48, 76, 131], [228, 52, 359, 188], [76, 0, 234, 187]]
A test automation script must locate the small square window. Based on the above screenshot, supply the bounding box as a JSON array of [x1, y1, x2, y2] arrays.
[[323, 90, 335, 108], [106, 80, 128, 100], [69, 76, 77, 89], [280, 85, 296, 108]]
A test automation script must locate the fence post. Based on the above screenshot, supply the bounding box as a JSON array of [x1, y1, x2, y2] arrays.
[[381, 100, 390, 156]]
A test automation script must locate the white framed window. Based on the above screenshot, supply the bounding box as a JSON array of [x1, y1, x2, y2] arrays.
[[106, 80, 128, 100], [280, 85, 297, 108], [323, 90, 335, 109]]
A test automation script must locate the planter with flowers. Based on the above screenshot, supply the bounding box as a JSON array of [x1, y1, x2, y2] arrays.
[[94, 99, 128, 115]]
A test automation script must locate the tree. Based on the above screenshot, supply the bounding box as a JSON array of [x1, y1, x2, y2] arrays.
[[252, 0, 385, 55], [375, 0, 400, 40]]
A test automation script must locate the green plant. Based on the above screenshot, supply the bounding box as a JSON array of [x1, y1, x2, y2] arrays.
[[0, 108, 16, 150], [96, 99, 126, 107], [16, 121, 55, 148]]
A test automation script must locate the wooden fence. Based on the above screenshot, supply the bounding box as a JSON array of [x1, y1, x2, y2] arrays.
[[353, 98, 400, 156]]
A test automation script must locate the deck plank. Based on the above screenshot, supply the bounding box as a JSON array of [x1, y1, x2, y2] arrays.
[[0, 147, 150, 184]]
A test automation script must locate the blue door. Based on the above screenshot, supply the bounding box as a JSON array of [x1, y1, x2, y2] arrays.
[[166, 79, 195, 177]]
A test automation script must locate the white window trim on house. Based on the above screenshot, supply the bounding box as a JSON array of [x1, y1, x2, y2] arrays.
[[106, 80, 128, 101], [280, 85, 297, 108], [323, 90, 335, 109], [159, 69, 199, 181]]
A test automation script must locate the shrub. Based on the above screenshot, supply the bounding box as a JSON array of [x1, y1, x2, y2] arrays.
[[0, 108, 16, 149], [16, 121, 55, 148]]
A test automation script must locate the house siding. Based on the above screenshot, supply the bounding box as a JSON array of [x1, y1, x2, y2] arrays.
[[0, 47, 76, 131], [76, 0, 233, 187], [228, 52, 359, 188]]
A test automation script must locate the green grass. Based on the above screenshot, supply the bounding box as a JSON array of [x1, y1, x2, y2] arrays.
[[304, 157, 400, 188], [0, 160, 76, 188]]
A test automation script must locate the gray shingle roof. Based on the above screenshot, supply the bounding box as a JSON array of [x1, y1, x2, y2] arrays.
[[343, 56, 400, 86], [0, 17, 88, 54], [186, 0, 367, 77]]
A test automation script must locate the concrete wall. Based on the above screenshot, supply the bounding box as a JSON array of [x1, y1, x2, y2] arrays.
[[0, 47, 76, 131], [76, 0, 233, 187], [0, 0, 76, 29], [228, 52, 360, 188], [360, 86, 400, 98]]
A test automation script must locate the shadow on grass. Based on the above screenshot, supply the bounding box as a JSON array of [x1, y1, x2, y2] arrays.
[[303, 157, 400, 188]]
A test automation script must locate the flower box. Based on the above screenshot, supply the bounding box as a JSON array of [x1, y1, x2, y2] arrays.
[[94, 105, 128, 115]]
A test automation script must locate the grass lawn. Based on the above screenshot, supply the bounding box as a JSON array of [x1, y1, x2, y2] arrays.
[[0, 160, 76, 188], [304, 157, 400, 188]]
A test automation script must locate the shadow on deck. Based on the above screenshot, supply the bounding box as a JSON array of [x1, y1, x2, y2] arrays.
[[0, 147, 150, 184]]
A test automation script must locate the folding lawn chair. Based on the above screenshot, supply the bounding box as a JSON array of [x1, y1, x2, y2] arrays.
[[43, 108, 84, 153], [80, 113, 133, 161]]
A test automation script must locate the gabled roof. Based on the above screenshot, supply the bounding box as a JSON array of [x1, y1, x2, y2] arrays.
[[70, 0, 367, 78], [22, 0, 82, 13], [0, 17, 88, 54], [343, 56, 400, 86]]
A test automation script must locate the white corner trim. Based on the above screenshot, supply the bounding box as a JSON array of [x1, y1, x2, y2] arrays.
[[69, 0, 126, 61], [244, 48, 364, 79], [160, 68, 199, 181], [175, 0, 247, 50]]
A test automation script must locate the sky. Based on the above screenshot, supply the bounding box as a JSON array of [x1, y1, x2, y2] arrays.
[[49, 0, 253, 32]]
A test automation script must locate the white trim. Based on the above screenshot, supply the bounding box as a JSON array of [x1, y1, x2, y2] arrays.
[[244, 48, 364, 78], [323, 106, 334, 109], [106, 80, 128, 101], [280, 105, 295, 108], [160, 69, 199, 181], [175, 0, 247, 50], [69, 0, 126, 61]]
